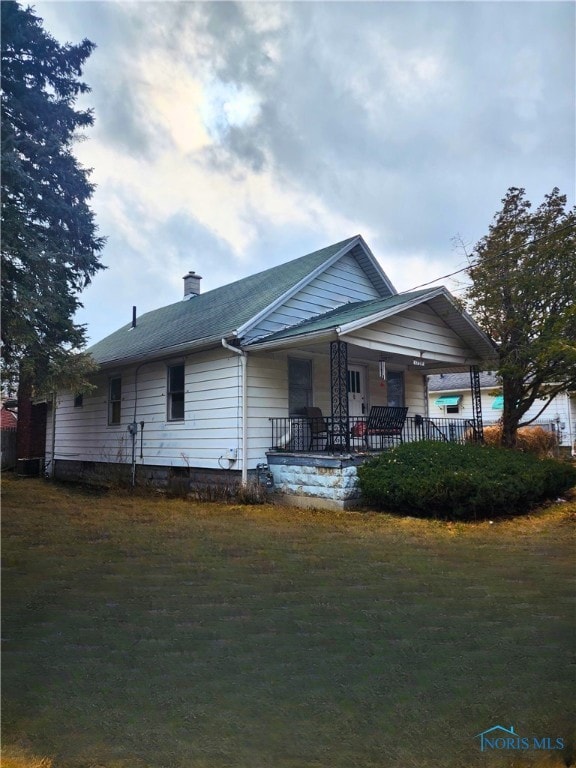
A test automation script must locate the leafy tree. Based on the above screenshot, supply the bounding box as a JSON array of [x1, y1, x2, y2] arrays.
[[1, 1, 105, 406], [465, 187, 576, 448]]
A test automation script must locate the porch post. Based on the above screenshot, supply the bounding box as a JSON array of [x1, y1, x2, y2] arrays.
[[330, 340, 349, 451], [469, 365, 484, 443]]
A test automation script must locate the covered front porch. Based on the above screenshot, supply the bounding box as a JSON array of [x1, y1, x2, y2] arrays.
[[257, 336, 485, 510], [244, 287, 496, 505]]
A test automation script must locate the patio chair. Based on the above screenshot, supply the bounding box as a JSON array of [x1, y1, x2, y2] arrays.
[[364, 406, 408, 449], [304, 407, 330, 451]]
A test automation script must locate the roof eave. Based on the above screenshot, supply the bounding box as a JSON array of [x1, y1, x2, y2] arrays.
[[245, 328, 338, 351], [92, 334, 233, 370]]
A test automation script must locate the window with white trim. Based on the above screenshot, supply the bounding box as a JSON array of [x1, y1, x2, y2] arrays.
[[108, 377, 121, 425], [167, 364, 185, 421]]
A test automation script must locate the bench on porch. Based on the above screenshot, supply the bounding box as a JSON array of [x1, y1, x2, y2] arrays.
[[353, 406, 408, 449]]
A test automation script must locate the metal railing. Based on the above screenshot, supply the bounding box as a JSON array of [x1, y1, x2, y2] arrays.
[[269, 415, 479, 454]]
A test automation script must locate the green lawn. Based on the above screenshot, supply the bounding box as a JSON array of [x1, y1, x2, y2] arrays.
[[2, 477, 575, 768]]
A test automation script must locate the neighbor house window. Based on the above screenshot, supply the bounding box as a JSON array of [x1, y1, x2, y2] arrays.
[[108, 377, 121, 425], [74, 393, 84, 408], [288, 358, 312, 415], [167, 364, 185, 421], [434, 395, 462, 414]]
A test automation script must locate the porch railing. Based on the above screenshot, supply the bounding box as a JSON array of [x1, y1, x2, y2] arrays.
[[269, 415, 479, 454]]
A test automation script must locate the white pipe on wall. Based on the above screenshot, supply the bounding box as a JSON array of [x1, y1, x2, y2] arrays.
[[221, 338, 248, 485]]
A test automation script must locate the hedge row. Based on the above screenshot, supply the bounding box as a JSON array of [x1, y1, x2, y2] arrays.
[[357, 441, 576, 520]]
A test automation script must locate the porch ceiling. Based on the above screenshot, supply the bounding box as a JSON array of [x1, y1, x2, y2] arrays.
[[247, 335, 485, 376]]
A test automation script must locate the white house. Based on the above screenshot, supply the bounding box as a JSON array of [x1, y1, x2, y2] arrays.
[[46, 235, 498, 508], [428, 371, 575, 452]]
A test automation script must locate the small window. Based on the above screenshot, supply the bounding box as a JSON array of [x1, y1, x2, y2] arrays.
[[74, 393, 84, 408], [168, 364, 185, 421], [446, 404, 460, 415], [108, 376, 121, 425], [347, 370, 361, 394]]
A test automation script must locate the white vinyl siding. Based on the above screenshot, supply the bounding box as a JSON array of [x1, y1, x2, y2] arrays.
[[245, 352, 288, 463], [245, 254, 381, 342], [52, 349, 244, 470]]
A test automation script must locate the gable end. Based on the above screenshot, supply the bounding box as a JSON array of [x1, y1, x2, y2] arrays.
[[240, 237, 396, 343]]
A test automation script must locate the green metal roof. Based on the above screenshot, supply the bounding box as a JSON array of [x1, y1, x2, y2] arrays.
[[492, 395, 504, 409], [88, 237, 361, 365], [246, 290, 435, 344]]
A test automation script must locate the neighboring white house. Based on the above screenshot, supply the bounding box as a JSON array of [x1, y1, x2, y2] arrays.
[[46, 235, 498, 507], [428, 371, 575, 452]]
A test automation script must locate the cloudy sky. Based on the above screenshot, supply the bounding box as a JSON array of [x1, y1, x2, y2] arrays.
[[36, 0, 575, 345]]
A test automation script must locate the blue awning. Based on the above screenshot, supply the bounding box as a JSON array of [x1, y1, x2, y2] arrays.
[[435, 396, 462, 407], [492, 395, 504, 410]]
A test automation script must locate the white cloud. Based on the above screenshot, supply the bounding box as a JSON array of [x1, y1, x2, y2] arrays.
[[144, 53, 211, 155], [200, 79, 262, 142]]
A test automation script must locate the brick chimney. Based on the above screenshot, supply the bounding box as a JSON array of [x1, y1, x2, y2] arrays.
[[183, 271, 202, 298]]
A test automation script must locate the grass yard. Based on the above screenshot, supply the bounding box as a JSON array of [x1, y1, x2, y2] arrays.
[[2, 477, 575, 768]]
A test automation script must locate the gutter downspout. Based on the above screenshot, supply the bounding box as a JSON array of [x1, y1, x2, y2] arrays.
[[130, 361, 155, 487], [222, 338, 248, 485]]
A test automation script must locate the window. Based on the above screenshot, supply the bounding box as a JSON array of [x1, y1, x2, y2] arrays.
[[435, 396, 462, 414], [386, 371, 405, 407], [347, 369, 361, 394], [288, 358, 312, 415], [74, 393, 84, 408], [167, 364, 185, 421], [108, 377, 121, 425]]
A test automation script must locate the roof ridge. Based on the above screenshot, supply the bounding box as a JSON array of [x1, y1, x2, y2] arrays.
[[201, 234, 359, 299]]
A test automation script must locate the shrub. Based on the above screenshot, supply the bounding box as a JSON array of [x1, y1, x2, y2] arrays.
[[357, 441, 576, 520], [481, 424, 559, 456]]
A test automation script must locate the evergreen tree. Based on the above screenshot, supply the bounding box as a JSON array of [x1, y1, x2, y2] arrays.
[[466, 187, 576, 448], [1, 1, 105, 403]]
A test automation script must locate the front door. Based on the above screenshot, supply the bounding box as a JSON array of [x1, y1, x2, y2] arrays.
[[347, 365, 366, 418]]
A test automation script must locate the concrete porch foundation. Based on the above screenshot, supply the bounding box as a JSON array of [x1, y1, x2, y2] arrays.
[[266, 452, 370, 510]]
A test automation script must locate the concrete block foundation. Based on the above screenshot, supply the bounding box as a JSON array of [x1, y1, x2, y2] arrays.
[[266, 452, 369, 510]]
